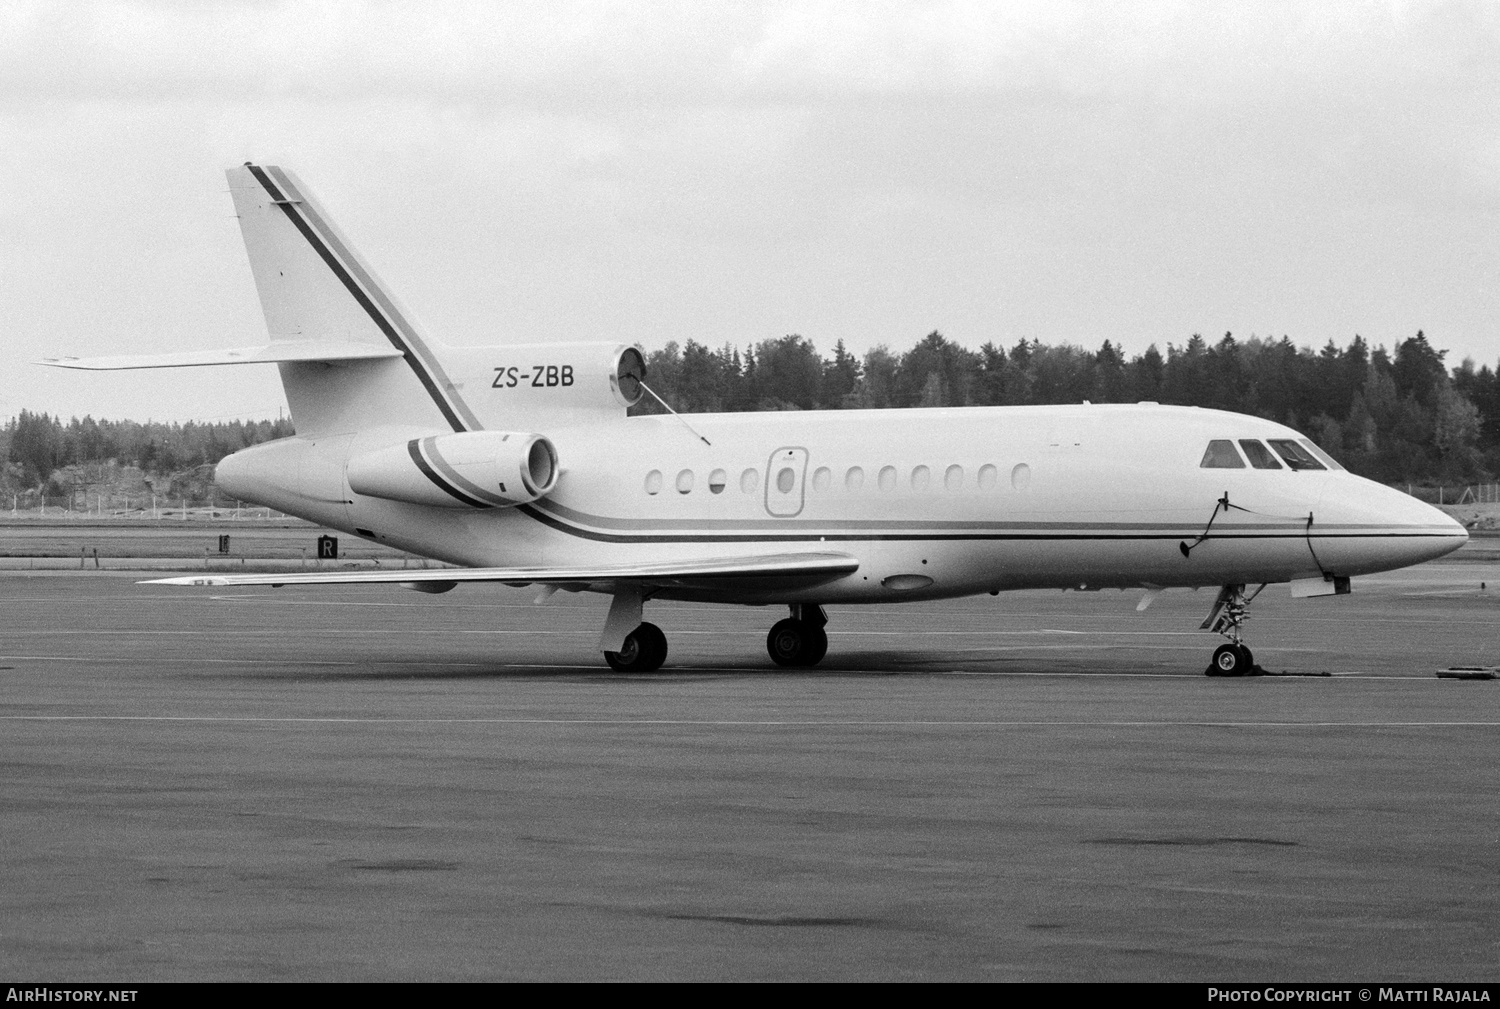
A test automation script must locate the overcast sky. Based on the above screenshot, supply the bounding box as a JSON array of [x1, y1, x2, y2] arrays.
[[1, 0, 1496, 422]]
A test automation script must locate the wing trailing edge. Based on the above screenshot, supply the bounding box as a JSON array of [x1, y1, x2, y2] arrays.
[[143, 552, 860, 591]]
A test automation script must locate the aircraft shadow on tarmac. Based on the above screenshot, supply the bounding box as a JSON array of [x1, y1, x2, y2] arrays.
[[202, 650, 1209, 682]]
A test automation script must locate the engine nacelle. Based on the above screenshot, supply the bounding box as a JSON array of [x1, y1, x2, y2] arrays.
[[347, 431, 559, 509]]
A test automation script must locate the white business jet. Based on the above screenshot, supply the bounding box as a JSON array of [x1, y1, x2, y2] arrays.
[[46, 164, 1467, 675]]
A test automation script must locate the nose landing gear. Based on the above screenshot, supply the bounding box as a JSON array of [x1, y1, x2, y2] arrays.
[[1202, 583, 1266, 677], [767, 604, 829, 667]]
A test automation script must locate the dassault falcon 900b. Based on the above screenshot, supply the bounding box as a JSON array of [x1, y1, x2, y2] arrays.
[[46, 164, 1467, 675]]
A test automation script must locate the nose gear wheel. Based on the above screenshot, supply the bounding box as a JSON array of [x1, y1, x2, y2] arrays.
[[1208, 642, 1255, 677]]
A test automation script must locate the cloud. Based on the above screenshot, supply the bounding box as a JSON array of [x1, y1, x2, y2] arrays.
[[726, 1, 1422, 103], [0, 1, 758, 104], [2, 1, 1489, 108], [3, 0, 1500, 420]]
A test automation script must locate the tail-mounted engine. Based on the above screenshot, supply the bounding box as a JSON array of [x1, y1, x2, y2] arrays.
[[347, 431, 559, 509]]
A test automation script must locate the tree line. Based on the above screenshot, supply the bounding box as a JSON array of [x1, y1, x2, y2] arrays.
[[633, 330, 1499, 484], [1, 415, 294, 500], [4, 329, 1498, 495]]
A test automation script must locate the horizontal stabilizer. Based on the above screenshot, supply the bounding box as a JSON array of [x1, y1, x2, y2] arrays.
[[143, 552, 860, 591], [41, 342, 403, 371]]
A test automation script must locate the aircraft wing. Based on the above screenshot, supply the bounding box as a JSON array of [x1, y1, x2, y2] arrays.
[[40, 342, 403, 370], [143, 552, 860, 592]]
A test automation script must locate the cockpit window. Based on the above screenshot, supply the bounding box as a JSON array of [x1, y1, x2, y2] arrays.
[[1200, 439, 1246, 469], [1299, 438, 1345, 471], [1238, 439, 1283, 470], [1267, 439, 1326, 471]]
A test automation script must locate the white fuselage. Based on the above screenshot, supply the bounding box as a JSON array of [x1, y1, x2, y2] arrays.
[[216, 401, 1467, 605]]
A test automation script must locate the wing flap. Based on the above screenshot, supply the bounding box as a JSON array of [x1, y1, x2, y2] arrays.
[[41, 342, 403, 370], [143, 552, 859, 590]]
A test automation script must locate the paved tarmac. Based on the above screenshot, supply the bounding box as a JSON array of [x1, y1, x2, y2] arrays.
[[2, 557, 1499, 981]]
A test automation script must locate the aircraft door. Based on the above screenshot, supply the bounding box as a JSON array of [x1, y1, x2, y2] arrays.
[[764, 447, 809, 517]]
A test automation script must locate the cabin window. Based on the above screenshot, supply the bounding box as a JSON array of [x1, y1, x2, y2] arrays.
[[911, 465, 931, 491], [846, 466, 865, 491], [1267, 439, 1325, 471], [1238, 440, 1283, 470], [977, 464, 998, 490], [878, 466, 897, 491], [708, 469, 727, 494], [740, 468, 759, 493], [776, 467, 796, 493], [1200, 440, 1246, 469], [812, 467, 831, 493], [945, 465, 964, 491], [676, 469, 694, 494], [1011, 463, 1031, 490], [1300, 439, 1345, 471]]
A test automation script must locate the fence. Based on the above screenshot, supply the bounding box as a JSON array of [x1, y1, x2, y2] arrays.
[[1405, 484, 1500, 506], [5, 493, 289, 521]]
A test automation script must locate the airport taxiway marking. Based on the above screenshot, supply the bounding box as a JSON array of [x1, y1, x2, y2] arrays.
[[3, 715, 1497, 727], [0, 627, 1215, 638]]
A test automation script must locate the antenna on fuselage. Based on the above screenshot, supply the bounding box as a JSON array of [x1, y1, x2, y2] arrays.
[[639, 380, 712, 447]]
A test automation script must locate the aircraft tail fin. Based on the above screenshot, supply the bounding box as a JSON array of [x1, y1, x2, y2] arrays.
[[225, 164, 478, 434]]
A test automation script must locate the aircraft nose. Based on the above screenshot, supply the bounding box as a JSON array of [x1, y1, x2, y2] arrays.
[[1424, 504, 1472, 557], [1314, 476, 1468, 575]]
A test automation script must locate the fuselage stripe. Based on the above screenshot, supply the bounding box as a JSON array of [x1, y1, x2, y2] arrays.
[[514, 504, 1461, 545], [420, 438, 514, 508], [527, 497, 1412, 535], [408, 439, 490, 508]]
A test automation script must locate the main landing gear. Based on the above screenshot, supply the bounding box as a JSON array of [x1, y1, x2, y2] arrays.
[[1201, 583, 1266, 677], [597, 596, 831, 672], [599, 589, 669, 672], [766, 604, 828, 667], [604, 621, 668, 673]]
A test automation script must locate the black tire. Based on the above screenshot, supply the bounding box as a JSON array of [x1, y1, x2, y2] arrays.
[[767, 618, 809, 667], [802, 627, 828, 666], [1238, 644, 1255, 673], [767, 620, 828, 667], [605, 622, 668, 673], [637, 621, 668, 672], [1208, 642, 1247, 677]]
